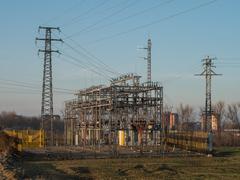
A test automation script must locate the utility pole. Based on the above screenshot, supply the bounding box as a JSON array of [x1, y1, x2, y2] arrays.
[[195, 56, 221, 132], [36, 26, 62, 146]]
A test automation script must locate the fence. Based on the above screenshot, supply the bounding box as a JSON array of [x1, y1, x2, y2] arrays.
[[166, 131, 212, 153], [4, 130, 45, 151]]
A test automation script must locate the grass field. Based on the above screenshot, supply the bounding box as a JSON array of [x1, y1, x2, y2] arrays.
[[20, 147, 240, 180]]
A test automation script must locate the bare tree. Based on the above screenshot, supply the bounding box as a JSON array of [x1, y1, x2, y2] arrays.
[[213, 101, 225, 128], [176, 104, 194, 131], [226, 103, 240, 129], [163, 104, 173, 113]]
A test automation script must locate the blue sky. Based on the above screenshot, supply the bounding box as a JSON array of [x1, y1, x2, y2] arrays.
[[0, 0, 239, 116]]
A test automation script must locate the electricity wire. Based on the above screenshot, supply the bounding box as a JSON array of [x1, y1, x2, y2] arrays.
[[87, 0, 218, 44], [68, 0, 175, 37]]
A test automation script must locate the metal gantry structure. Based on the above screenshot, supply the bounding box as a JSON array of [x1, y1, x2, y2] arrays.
[[64, 74, 163, 149], [195, 56, 222, 132], [36, 26, 63, 146]]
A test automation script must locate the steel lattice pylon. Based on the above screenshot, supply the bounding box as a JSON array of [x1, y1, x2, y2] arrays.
[[36, 26, 62, 146], [195, 56, 221, 132], [139, 38, 152, 83], [147, 38, 152, 83]]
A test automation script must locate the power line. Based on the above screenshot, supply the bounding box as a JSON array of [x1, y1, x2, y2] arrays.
[[65, 0, 138, 39], [51, 35, 118, 85], [61, 0, 131, 28], [218, 57, 240, 60], [60, 52, 112, 80], [60, 33, 121, 76], [61, 0, 109, 27], [0, 80, 74, 94], [0, 83, 74, 95], [216, 65, 240, 68], [53, 31, 121, 76], [215, 59, 240, 67], [42, 0, 86, 26], [63, 41, 117, 75], [87, 0, 218, 44], [0, 78, 75, 93], [215, 62, 240, 65], [69, 0, 175, 37], [0, 90, 40, 95]]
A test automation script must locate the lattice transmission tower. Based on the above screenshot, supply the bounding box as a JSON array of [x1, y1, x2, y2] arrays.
[[36, 26, 62, 146], [195, 56, 221, 132], [140, 38, 152, 83], [146, 38, 152, 83]]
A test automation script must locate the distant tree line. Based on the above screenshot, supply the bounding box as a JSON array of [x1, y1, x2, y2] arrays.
[[171, 102, 240, 146], [170, 101, 240, 131], [0, 111, 64, 133]]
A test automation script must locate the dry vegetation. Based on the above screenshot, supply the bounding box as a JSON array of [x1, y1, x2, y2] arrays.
[[0, 131, 20, 180], [19, 147, 240, 180]]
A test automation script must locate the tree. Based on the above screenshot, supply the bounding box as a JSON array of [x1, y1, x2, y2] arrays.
[[226, 103, 240, 129], [213, 101, 225, 129], [176, 104, 194, 131]]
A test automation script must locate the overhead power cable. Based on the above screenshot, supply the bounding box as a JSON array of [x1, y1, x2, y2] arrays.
[[60, 32, 122, 75], [61, 0, 131, 28], [65, 0, 138, 39], [61, 0, 109, 27], [0, 83, 74, 95], [53, 31, 121, 76], [0, 79, 75, 94], [60, 44, 116, 77], [87, 0, 218, 44], [60, 52, 112, 80], [42, 0, 86, 26], [68, 0, 175, 37]]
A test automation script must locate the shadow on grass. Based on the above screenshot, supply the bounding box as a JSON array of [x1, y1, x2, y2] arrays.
[[214, 147, 240, 157], [72, 167, 91, 174], [71, 167, 94, 180], [21, 162, 80, 180], [116, 168, 128, 176], [115, 163, 178, 178]]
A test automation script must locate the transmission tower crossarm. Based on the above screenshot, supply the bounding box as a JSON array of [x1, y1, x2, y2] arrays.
[[36, 37, 63, 42], [38, 50, 60, 53], [38, 26, 60, 31]]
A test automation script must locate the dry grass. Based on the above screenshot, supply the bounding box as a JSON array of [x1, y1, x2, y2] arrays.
[[20, 147, 240, 180]]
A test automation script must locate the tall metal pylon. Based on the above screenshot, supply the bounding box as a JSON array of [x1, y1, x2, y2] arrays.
[[195, 56, 221, 132], [140, 38, 152, 83], [36, 26, 62, 146], [146, 38, 152, 83], [144, 38, 152, 82]]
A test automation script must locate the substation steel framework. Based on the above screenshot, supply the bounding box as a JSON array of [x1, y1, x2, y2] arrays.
[[64, 74, 163, 148]]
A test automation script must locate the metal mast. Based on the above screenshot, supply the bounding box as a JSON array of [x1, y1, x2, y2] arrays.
[[139, 38, 152, 82], [146, 38, 152, 83], [195, 56, 221, 132], [36, 26, 62, 146]]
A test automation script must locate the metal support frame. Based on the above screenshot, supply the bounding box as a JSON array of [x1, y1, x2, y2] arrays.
[[64, 74, 163, 148]]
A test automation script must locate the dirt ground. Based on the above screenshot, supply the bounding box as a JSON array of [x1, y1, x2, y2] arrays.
[[19, 147, 240, 180]]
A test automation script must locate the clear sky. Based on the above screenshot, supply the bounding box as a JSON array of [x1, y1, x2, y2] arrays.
[[0, 0, 239, 116]]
